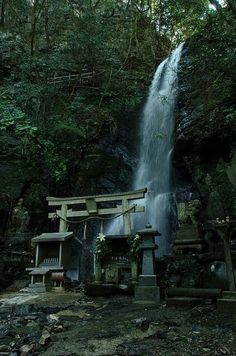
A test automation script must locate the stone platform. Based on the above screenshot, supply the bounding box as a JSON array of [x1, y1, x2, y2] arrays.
[[134, 286, 160, 304], [166, 297, 204, 307], [28, 282, 46, 293], [217, 291, 236, 313]]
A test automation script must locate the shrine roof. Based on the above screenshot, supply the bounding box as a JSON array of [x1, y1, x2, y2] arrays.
[[32, 232, 73, 243]]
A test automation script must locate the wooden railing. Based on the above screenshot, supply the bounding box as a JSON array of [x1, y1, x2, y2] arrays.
[[47, 72, 95, 85]]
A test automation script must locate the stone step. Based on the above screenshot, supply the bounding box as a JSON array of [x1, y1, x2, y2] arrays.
[[217, 298, 236, 313], [166, 297, 203, 307], [28, 283, 46, 293], [222, 291, 236, 299]]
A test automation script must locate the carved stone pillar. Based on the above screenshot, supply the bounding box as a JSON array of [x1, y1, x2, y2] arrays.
[[134, 225, 161, 303]]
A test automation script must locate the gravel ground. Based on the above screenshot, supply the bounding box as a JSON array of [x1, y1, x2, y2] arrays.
[[0, 291, 235, 356]]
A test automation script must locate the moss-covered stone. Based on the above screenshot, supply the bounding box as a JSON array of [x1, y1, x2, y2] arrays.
[[175, 11, 236, 220]]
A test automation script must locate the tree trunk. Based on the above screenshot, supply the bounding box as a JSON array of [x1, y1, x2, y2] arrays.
[[0, 0, 6, 27], [44, 0, 50, 50], [30, 0, 46, 56], [30, 1, 37, 56]]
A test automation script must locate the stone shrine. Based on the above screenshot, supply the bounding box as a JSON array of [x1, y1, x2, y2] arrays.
[[26, 232, 74, 292]]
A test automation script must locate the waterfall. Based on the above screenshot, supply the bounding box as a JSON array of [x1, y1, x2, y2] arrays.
[[106, 43, 184, 255], [133, 43, 184, 255]]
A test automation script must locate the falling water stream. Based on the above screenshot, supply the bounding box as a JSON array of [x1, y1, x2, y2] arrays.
[[107, 43, 184, 255], [133, 43, 184, 255]]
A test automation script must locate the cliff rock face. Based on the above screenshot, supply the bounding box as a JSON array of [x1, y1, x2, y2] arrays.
[[174, 13, 236, 220]]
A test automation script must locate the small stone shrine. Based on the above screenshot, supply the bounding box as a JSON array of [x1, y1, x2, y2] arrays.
[[135, 225, 161, 304], [175, 200, 206, 252], [95, 234, 139, 285], [27, 232, 74, 292]]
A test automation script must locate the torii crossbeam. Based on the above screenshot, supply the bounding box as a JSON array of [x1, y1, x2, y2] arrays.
[[47, 188, 147, 235]]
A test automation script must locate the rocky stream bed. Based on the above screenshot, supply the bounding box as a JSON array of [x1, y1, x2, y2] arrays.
[[0, 290, 235, 356]]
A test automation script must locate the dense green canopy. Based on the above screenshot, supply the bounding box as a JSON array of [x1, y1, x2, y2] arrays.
[[0, 0, 235, 212]]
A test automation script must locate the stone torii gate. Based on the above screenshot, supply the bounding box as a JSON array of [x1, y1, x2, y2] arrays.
[[47, 188, 147, 234]]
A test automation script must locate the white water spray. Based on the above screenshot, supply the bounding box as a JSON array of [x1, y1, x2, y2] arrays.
[[107, 43, 184, 255], [133, 43, 184, 255]]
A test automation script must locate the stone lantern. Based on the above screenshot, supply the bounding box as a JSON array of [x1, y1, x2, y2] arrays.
[[134, 225, 161, 303]]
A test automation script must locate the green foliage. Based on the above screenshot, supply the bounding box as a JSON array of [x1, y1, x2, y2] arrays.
[[157, 0, 210, 41], [0, 0, 232, 202], [95, 233, 111, 261], [207, 161, 236, 215], [0, 93, 38, 157], [186, 9, 236, 126], [0, 100, 26, 130], [127, 234, 141, 258]]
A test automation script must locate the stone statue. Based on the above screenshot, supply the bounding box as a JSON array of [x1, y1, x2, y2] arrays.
[[177, 199, 202, 226], [9, 198, 30, 233], [186, 199, 202, 226]]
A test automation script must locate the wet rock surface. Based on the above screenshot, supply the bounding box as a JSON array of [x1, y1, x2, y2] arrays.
[[174, 36, 236, 219], [0, 291, 235, 355]]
